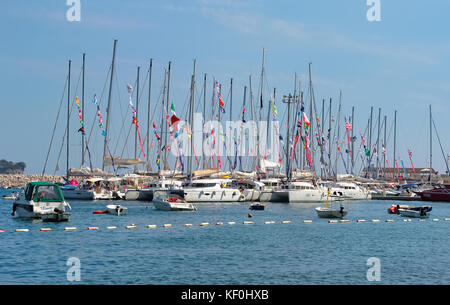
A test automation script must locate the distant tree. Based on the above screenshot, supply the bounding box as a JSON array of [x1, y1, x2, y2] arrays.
[[0, 159, 26, 174]]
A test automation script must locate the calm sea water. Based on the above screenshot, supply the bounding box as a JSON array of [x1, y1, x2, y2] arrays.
[[1, 188, 450, 285]]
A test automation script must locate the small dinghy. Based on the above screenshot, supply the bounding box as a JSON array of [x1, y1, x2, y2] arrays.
[[388, 204, 432, 214], [249, 203, 265, 210], [152, 193, 197, 211], [315, 206, 348, 218], [315, 188, 347, 218], [399, 207, 429, 218], [106, 204, 128, 216]]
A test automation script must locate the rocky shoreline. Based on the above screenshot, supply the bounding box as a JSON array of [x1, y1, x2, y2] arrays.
[[0, 174, 64, 188]]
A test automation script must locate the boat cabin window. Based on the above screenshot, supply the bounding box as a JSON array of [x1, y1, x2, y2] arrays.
[[34, 185, 62, 202], [191, 183, 217, 188]]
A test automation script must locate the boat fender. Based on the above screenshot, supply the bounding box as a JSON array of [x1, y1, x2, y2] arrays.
[[93, 210, 108, 214]]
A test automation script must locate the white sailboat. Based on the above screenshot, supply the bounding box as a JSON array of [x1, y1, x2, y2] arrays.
[[315, 189, 348, 218]]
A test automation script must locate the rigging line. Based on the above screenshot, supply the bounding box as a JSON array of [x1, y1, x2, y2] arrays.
[[84, 64, 111, 158], [114, 77, 138, 157], [54, 66, 83, 175], [432, 116, 450, 174], [42, 73, 69, 177]]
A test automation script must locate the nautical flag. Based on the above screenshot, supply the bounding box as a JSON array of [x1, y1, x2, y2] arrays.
[[345, 119, 352, 131], [303, 112, 310, 130], [92, 94, 98, 105], [170, 115, 180, 134], [170, 103, 176, 115], [271, 99, 278, 117], [216, 82, 225, 113]]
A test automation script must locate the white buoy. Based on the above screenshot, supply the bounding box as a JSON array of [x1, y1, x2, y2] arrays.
[[371, 219, 380, 223], [432, 219, 439, 222], [40, 228, 52, 231], [200, 222, 210, 226], [184, 224, 193, 227], [88, 227, 99, 230], [403, 219, 412, 222], [418, 219, 426, 222], [15, 229, 29, 232], [215, 222, 224, 226], [265, 221, 275, 224], [357, 220, 366, 223], [303, 220, 313, 223], [147, 225, 157, 229], [385, 220, 394, 223], [444, 218, 450, 221], [228, 222, 236, 225], [281, 220, 291, 224], [339, 220, 350, 223], [162, 224, 172, 228], [328, 220, 338, 223], [107, 226, 117, 230], [243, 221, 254, 225], [126, 225, 137, 229], [64, 227, 77, 231]]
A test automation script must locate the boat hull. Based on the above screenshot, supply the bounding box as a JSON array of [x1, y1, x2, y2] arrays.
[[62, 189, 95, 200], [289, 190, 326, 203], [315, 207, 348, 218], [153, 199, 197, 211]]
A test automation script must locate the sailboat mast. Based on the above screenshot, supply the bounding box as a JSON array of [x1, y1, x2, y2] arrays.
[[102, 39, 117, 171], [430, 105, 432, 182], [164, 61, 171, 170], [134, 66, 140, 165], [202, 73, 207, 169], [81, 53, 85, 167], [67, 59, 71, 178], [146, 58, 153, 171], [351, 106, 354, 175], [383, 115, 387, 179], [308, 63, 314, 171], [335, 90, 342, 178], [393, 110, 397, 180], [190, 59, 197, 175], [376, 108, 381, 178]]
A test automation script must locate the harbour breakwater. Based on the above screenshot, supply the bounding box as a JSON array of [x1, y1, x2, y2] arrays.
[[0, 174, 64, 188]]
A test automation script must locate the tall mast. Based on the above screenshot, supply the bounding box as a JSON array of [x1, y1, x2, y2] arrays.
[[189, 59, 197, 176], [335, 90, 342, 178], [393, 110, 397, 180], [351, 106, 355, 175], [257, 49, 265, 172], [102, 39, 117, 171], [164, 61, 171, 170], [160, 69, 167, 169], [321, 98, 325, 178], [230, 77, 233, 171], [430, 105, 432, 182], [383, 115, 387, 179], [67, 59, 71, 178], [368, 106, 373, 177], [81, 53, 85, 167], [376, 108, 381, 178], [134, 66, 140, 166], [202, 73, 207, 169], [146, 58, 153, 171], [308, 63, 314, 170], [328, 98, 332, 177]]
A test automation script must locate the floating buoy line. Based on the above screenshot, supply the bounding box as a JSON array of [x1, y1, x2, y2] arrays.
[[1, 218, 449, 233]]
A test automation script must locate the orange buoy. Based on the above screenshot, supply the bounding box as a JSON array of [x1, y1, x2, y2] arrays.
[[248, 213, 253, 218], [93, 210, 108, 214]]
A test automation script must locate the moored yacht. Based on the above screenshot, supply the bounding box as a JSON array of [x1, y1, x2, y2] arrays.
[[11, 182, 71, 222], [287, 181, 327, 203], [182, 179, 242, 202]]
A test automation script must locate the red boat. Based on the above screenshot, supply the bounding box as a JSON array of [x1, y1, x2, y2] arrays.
[[415, 186, 450, 202]]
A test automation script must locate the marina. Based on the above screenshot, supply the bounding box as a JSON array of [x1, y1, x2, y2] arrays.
[[2, 188, 450, 285], [3, 1, 450, 293]]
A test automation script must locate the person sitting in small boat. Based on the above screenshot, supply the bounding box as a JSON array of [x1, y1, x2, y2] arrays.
[[339, 206, 345, 217]]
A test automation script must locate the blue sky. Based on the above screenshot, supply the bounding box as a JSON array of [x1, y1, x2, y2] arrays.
[[1, 0, 450, 175]]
